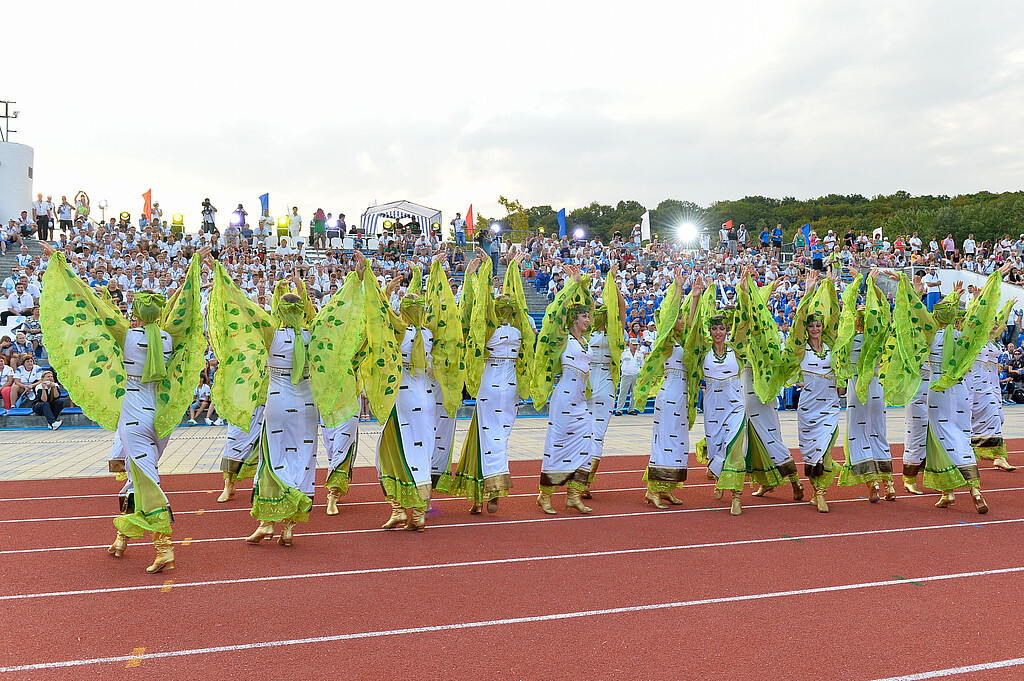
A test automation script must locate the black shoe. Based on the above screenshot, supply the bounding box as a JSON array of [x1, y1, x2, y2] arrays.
[[628, 410, 638, 415], [613, 411, 621, 416]]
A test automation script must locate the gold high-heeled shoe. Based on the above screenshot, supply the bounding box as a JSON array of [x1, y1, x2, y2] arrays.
[[382, 499, 408, 529], [146, 533, 175, 574], [884, 480, 897, 501], [970, 488, 989, 514], [792, 480, 805, 501], [537, 493, 557, 514], [108, 532, 129, 558], [867, 482, 880, 503], [706, 468, 716, 481], [661, 491, 683, 505], [277, 519, 296, 546], [216, 473, 235, 503], [730, 490, 742, 516], [469, 502, 483, 514], [993, 457, 1016, 472], [714, 488, 724, 500], [404, 508, 426, 531], [566, 489, 592, 514], [486, 497, 499, 513], [903, 476, 924, 495], [752, 484, 773, 497], [326, 488, 341, 516], [246, 521, 275, 543], [814, 488, 829, 513], [645, 490, 668, 509], [934, 491, 956, 508], [581, 487, 593, 500]]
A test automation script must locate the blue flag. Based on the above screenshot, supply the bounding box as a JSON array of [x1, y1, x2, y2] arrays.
[[557, 208, 566, 238], [259, 193, 270, 214], [801, 223, 811, 245]]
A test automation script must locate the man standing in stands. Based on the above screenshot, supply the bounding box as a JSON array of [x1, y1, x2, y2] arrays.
[[614, 338, 645, 416], [451, 212, 467, 249]]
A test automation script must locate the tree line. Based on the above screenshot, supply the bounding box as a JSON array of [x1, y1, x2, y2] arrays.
[[476, 190, 1024, 246]]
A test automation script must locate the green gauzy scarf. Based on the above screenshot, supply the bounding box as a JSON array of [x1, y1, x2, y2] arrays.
[[278, 301, 307, 385], [132, 292, 167, 383], [400, 297, 428, 376]]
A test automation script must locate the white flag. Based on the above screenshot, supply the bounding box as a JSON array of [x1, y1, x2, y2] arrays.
[[640, 210, 652, 241]]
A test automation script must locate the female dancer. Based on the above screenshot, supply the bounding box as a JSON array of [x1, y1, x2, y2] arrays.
[[356, 252, 462, 531], [323, 415, 359, 515], [210, 264, 363, 544], [731, 270, 805, 503], [633, 267, 694, 509], [426, 257, 466, 492], [686, 280, 747, 516], [781, 269, 841, 512], [449, 254, 535, 513], [584, 267, 625, 498], [834, 270, 895, 502], [969, 306, 1015, 472], [531, 265, 595, 515], [40, 242, 206, 573]]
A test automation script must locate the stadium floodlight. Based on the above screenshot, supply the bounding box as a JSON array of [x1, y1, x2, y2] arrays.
[[679, 223, 698, 243], [573, 227, 585, 240]]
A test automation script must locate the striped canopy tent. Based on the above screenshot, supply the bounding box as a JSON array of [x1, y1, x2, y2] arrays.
[[359, 200, 443, 237]]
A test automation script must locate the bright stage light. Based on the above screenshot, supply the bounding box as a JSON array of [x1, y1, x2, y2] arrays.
[[431, 222, 440, 230], [490, 223, 501, 233], [119, 212, 131, 222], [230, 213, 243, 226], [328, 219, 339, 229], [678, 223, 698, 242], [573, 227, 585, 240], [277, 216, 288, 228], [172, 213, 183, 225]]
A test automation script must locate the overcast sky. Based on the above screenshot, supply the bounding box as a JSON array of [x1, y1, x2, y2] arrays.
[[6, 0, 1024, 226]]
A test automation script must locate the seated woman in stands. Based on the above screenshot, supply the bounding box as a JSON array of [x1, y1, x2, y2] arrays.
[[10, 354, 42, 408], [29, 369, 65, 430]]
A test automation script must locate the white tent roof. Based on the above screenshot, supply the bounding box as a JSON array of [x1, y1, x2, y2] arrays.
[[359, 200, 442, 235]]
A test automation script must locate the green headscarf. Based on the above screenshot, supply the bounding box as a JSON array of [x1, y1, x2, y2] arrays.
[[494, 296, 517, 324], [592, 306, 608, 332], [400, 297, 428, 376], [277, 298, 307, 385], [933, 299, 960, 371], [132, 292, 167, 383]]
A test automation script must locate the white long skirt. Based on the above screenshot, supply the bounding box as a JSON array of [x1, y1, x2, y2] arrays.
[[588, 365, 614, 462], [324, 416, 359, 473], [903, 379, 930, 468], [264, 371, 318, 496], [742, 368, 795, 470], [704, 376, 745, 478], [969, 370, 1003, 440], [797, 373, 840, 466], [430, 377, 457, 481], [477, 358, 518, 478], [649, 371, 689, 474], [541, 367, 592, 487], [117, 378, 170, 500], [222, 404, 265, 466], [925, 378, 979, 490], [377, 371, 435, 490], [841, 375, 892, 483]]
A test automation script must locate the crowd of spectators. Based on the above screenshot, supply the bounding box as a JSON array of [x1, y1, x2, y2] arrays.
[[4, 194, 1024, 425]]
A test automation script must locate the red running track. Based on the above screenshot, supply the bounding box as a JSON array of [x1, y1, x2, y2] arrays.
[[1, 446, 1024, 680]]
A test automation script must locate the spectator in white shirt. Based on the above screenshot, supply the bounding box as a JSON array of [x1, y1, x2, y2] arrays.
[[11, 355, 43, 407], [614, 339, 646, 415], [2, 283, 34, 325]]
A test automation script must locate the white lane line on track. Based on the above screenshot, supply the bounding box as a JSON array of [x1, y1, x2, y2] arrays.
[[2, 517, 1023, 602], [866, 657, 1024, 680], [6, 482, 1024, 526], [0, 468, 649, 503], [1, 565, 1022, 674], [2, 459, 1020, 502], [3, 485, 1023, 556]]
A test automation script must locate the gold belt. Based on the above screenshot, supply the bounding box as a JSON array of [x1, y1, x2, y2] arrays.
[[705, 373, 739, 385], [126, 373, 143, 380], [488, 356, 518, 362], [802, 369, 836, 380], [665, 367, 687, 377]]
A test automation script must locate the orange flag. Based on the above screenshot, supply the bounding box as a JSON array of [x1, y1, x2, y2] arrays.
[[466, 204, 474, 237], [142, 189, 152, 221]]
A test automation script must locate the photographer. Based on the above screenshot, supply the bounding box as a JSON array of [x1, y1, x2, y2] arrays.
[[201, 199, 217, 234], [29, 369, 65, 430]]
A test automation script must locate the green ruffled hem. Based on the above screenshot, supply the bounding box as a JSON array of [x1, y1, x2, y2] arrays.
[[434, 470, 452, 493], [923, 466, 980, 492], [250, 488, 312, 523], [113, 508, 171, 539], [382, 475, 428, 510], [695, 438, 709, 465], [237, 453, 259, 482], [566, 479, 587, 492], [325, 468, 351, 494], [448, 472, 483, 503], [646, 479, 685, 493], [717, 468, 747, 492], [973, 444, 1007, 460], [838, 466, 894, 486]]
